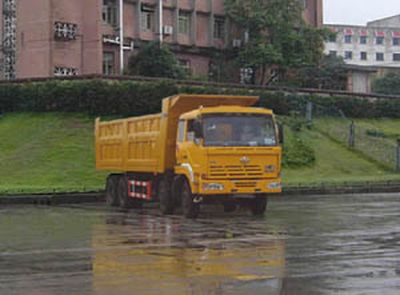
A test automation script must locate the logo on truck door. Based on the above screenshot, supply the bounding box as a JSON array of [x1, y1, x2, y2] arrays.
[[240, 156, 250, 165]]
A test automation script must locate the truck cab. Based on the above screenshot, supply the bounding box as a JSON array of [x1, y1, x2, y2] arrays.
[[173, 106, 282, 217]]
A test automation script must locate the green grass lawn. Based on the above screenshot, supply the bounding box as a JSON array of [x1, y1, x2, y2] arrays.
[[0, 113, 399, 194], [0, 113, 107, 194], [283, 129, 400, 185]]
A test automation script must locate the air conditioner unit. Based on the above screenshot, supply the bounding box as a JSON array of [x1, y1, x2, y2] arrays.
[[232, 39, 242, 48], [163, 25, 173, 35]]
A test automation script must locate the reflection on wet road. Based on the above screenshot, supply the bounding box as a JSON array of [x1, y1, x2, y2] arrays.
[[1, 193, 400, 294]]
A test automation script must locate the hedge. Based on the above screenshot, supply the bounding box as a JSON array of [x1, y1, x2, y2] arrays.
[[1, 78, 400, 118]]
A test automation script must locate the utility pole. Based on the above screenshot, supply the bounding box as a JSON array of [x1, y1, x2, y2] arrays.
[[306, 101, 313, 127], [119, 0, 124, 74], [397, 139, 400, 172], [159, 0, 163, 43], [349, 121, 355, 148]]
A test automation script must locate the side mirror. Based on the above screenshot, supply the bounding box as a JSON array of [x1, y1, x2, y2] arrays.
[[193, 120, 203, 139], [278, 123, 284, 145]]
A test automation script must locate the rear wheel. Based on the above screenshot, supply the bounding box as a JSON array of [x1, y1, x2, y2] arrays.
[[105, 175, 119, 207], [249, 196, 268, 216], [181, 181, 200, 219], [117, 176, 142, 209], [159, 177, 174, 215]]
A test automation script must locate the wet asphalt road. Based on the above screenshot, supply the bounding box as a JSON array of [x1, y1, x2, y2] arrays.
[[0, 193, 400, 295]]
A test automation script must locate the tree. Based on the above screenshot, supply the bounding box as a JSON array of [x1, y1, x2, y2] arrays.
[[127, 41, 186, 79], [372, 72, 400, 95], [296, 54, 347, 90], [224, 0, 329, 85]]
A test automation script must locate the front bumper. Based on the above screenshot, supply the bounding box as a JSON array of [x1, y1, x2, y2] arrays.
[[195, 178, 282, 195]]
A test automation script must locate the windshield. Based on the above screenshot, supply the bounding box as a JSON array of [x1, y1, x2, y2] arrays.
[[202, 114, 277, 147]]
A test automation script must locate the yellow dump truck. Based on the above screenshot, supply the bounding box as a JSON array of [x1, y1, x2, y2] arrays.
[[95, 94, 282, 218]]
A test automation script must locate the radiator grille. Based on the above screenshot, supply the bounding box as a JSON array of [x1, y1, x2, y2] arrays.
[[209, 165, 263, 179]]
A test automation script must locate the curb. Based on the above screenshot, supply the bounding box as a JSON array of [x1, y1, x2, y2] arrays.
[[0, 192, 104, 205], [282, 184, 400, 196], [1, 184, 400, 206]]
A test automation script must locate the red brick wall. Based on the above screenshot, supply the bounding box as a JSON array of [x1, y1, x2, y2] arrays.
[[16, 0, 52, 78]]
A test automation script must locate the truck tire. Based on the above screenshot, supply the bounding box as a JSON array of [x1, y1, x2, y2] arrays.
[[181, 181, 200, 219], [250, 196, 268, 216], [105, 175, 119, 207], [117, 176, 142, 209], [159, 177, 174, 215]]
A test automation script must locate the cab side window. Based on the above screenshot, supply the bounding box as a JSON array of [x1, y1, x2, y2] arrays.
[[186, 120, 195, 142], [177, 120, 185, 142]]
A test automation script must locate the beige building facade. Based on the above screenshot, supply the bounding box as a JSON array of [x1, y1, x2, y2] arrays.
[[1, 0, 323, 80]]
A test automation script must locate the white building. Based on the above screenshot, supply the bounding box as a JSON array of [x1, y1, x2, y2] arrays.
[[324, 15, 400, 93], [325, 15, 400, 67]]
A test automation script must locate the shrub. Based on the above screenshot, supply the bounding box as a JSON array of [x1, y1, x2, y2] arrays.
[[1, 77, 400, 118], [127, 41, 186, 79]]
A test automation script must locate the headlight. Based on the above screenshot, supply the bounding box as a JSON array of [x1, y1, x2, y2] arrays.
[[267, 182, 281, 189], [265, 165, 276, 173], [203, 183, 225, 191]]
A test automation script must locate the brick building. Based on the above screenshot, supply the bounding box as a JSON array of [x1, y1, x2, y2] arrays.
[[0, 0, 323, 80]]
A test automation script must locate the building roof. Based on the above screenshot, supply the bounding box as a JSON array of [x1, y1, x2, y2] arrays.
[[367, 14, 400, 28], [325, 14, 400, 30]]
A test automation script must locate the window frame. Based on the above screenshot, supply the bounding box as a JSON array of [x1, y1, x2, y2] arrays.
[[393, 53, 400, 61], [376, 36, 385, 45], [344, 51, 353, 60], [102, 0, 118, 26], [141, 5, 155, 32], [177, 120, 186, 143], [213, 16, 225, 39], [360, 36, 367, 44], [178, 11, 191, 35], [103, 51, 115, 75], [376, 52, 385, 61], [360, 52, 367, 61], [344, 35, 352, 44]]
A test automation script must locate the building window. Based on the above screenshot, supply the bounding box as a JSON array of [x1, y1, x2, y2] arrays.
[[393, 38, 400, 46], [360, 52, 367, 61], [141, 5, 155, 32], [360, 36, 367, 44], [102, 0, 117, 26], [177, 120, 185, 142], [213, 17, 225, 39], [344, 35, 352, 43], [240, 67, 255, 84], [178, 11, 191, 35], [329, 50, 337, 57], [178, 59, 191, 75], [103, 52, 115, 75], [54, 22, 77, 40], [393, 53, 400, 61], [376, 36, 384, 45], [376, 52, 384, 61], [54, 66, 77, 76], [328, 34, 336, 43], [344, 51, 353, 60]]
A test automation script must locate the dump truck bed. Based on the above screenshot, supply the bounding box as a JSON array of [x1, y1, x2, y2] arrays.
[[95, 94, 259, 173]]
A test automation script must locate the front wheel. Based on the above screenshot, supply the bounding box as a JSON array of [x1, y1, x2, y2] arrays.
[[249, 196, 268, 216], [105, 175, 119, 207], [181, 181, 200, 219], [159, 177, 174, 215]]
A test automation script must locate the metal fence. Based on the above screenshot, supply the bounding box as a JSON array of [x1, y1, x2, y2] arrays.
[[308, 102, 400, 171]]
